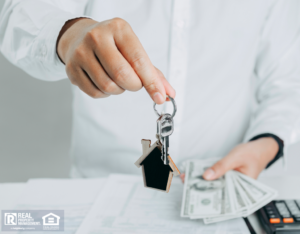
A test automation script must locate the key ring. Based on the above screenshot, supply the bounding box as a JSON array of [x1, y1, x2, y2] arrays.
[[153, 95, 177, 118]]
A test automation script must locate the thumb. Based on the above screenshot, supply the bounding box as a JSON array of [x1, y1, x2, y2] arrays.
[[142, 66, 167, 104], [203, 155, 238, 180]]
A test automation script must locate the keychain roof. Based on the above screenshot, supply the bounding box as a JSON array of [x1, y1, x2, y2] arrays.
[[134, 139, 180, 193]]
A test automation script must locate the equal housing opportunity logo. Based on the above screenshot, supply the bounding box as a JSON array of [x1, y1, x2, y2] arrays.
[[2, 210, 64, 231]]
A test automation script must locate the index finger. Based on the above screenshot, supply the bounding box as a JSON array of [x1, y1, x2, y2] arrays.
[[113, 22, 166, 104]]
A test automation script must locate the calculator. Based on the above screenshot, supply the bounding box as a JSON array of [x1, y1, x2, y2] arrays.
[[257, 200, 300, 234]]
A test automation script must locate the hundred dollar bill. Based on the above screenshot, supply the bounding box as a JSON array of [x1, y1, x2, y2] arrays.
[[234, 172, 277, 216], [181, 159, 224, 218], [180, 159, 278, 224], [203, 173, 237, 223]]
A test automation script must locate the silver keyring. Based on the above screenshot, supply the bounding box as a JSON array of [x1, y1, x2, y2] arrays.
[[153, 95, 177, 118]]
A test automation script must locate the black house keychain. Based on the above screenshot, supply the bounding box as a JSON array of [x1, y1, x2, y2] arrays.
[[135, 96, 180, 193]]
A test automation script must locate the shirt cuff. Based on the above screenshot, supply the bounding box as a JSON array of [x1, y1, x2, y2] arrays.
[[30, 14, 91, 81]]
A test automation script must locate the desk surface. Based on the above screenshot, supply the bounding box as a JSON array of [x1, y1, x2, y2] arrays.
[[1, 176, 300, 234]]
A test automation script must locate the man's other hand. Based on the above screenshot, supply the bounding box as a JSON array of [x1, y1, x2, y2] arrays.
[[180, 137, 279, 183]]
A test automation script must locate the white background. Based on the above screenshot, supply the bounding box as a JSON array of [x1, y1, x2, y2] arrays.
[[0, 1, 299, 182]]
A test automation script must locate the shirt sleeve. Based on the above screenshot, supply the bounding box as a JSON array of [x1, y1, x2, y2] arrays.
[[243, 0, 300, 156], [0, 0, 89, 81]]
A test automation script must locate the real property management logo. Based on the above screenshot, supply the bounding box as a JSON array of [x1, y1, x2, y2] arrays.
[[2, 210, 64, 232], [4, 213, 17, 225]]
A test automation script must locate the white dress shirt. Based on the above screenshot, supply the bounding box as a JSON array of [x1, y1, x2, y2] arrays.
[[1, 0, 300, 177]]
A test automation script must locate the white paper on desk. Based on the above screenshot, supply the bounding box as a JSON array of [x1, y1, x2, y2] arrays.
[[76, 174, 250, 234], [14, 178, 106, 234], [0, 183, 26, 210]]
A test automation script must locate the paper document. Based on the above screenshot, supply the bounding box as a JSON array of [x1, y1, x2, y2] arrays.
[[15, 178, 106, 234], [0, 183, 26, 210], [76, 174, 250, 234]]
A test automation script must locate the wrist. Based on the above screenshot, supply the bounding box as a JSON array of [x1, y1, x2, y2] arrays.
[[250, 133, 284, 169], [254, 137, 279, 167], [56, 18, 96, 63]]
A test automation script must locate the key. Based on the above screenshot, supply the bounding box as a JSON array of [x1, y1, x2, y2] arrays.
[[157, 113, 174, 165], [153, 95, 177, 165]]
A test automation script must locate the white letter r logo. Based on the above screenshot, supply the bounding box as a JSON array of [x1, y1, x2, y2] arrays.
[[4, 213, 17, 225]]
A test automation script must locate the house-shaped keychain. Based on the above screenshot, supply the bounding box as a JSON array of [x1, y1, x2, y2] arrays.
[[134, 139, 180, 193]]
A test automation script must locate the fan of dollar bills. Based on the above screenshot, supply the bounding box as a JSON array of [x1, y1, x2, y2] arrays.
[[180, 159, 278, 224]]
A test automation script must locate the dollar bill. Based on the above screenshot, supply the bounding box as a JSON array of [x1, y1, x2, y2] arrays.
[[181, 159, 226, 218], [181, 159, 278, 224]]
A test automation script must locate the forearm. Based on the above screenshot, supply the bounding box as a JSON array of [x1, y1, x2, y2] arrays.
[[0, 0, 88, 81], [244, 0, 300, 155]]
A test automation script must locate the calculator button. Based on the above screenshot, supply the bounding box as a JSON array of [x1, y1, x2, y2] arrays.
[[286, 200, 295, 204], [270, 218, 281, 224], [279, 211, 289, 215], [286, 201, 298, 210], [283, 218, 294, 223], [276, 203, 291, 216]]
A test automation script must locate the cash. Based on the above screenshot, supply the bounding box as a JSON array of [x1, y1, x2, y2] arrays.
[[180, 159, 278, 224]]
